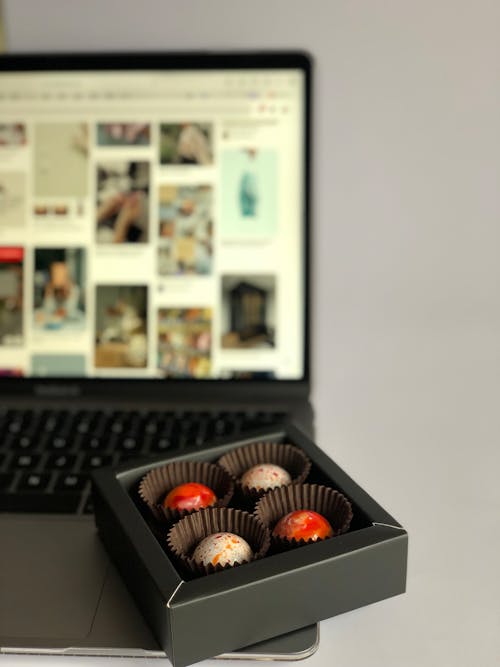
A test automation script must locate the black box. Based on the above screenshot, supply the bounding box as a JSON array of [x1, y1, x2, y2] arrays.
[[92, 424, 407, 667]]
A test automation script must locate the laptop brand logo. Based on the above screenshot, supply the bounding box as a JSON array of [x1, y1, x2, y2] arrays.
[[34, 384, 82, 398]]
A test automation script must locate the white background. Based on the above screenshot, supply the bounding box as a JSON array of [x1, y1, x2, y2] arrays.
[[2, 1, 500, 666]]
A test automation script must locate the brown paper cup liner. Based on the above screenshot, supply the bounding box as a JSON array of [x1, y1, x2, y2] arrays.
[[167, 507, 270, 577], [217, 441, 311, 503], [138, 461, 234, 524], [254, 483, 353, 550]]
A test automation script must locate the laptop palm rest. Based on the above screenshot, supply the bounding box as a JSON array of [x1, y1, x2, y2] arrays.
[[1, 515, 318, 658], [0, 516, 108, 640]]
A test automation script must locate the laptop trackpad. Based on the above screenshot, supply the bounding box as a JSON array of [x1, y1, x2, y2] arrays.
[[0, 516, 108, 639]]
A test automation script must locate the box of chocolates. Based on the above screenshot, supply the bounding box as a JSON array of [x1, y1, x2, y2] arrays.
[[92, 423, 407, 667]]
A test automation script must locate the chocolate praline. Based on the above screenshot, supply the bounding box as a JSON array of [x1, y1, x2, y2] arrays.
[[163, 482, 216, 511], [272, 509, 333, 542], [192, 532, 253, 568], [240, 463, 291, 491]]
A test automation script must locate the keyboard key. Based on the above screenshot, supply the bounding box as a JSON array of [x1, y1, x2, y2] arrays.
[[110, 413, 129, 434], [43, 414, 59, 432], [187, 419, 205, 445], [17, 472, 50, 492], [143, 413, 164, 434], [194, 431, 208, 447], [83, 436, 105, 451], [12, 454, 40, 469], [47, 454, 76, 470], [144, 421, 158, 435], [151, 437, 173, 452], [212, 418, 227, 436], [76, 420, 90, 434], [8, 420, 22, 434], [55, 473, 86, 492], [49, 436, 69, 450], [118, 437, 140, 452], [0, 492, 80, 513], [13, 435, 34, 450], [82, 454, 112, 470]]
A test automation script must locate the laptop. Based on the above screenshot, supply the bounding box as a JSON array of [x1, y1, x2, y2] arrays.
[[0, 51, 315, 660]]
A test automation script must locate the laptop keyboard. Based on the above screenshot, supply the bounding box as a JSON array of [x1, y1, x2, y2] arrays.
[[0, 408, 286, 515]]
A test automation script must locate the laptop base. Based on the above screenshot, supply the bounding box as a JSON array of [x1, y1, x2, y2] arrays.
[[0, 511, 318, 662]]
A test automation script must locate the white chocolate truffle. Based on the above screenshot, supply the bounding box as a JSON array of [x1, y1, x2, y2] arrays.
[[192, 532, 253, 568], [240, 463, 292, 491]]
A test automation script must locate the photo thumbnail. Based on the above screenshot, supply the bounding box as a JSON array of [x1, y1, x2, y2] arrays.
[[96, 161, 150, 243], [32, 354, 86, 377], [0, 123, 27, 147], [33, 248, 86, 332], [221, 275, 276, 349], [95, 285, 148, 368], [0, 368, 23, 377], [33, 123, 89, 197], [0, 247, 24, 346], [220, 149, 277, 238], [159, 123, 213, 165], [158, 185, 213, 275], [157, 308, 212, 379], [0, 173, 26, 227], [97, 123, 150, 146]]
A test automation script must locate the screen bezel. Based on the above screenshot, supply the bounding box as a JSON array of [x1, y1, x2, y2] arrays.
[[0, 51, 312, 400]]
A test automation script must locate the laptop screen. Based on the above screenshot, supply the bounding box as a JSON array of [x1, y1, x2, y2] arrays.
[[0, 54, 309, 384]]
